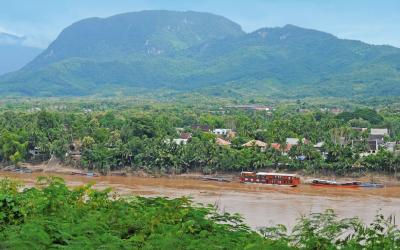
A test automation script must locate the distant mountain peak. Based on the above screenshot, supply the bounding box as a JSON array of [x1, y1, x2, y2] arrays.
[[25, 10, 244, 70]]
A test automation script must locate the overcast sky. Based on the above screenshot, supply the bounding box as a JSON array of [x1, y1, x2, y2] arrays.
[[1, 0, 399, 48]]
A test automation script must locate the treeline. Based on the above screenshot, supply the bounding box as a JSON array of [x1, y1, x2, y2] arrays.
[[0, 107, 400, 175], [0, 177, 398, 249]]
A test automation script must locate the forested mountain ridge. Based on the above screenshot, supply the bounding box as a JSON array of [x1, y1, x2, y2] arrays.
[[24, 10, 244, 70], [1, 10, 400, 98]]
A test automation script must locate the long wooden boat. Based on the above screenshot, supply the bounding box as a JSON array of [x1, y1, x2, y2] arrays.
[[71, 172, 99, 177], [240, 172, 300, 187], [311, 179, 361, 188], [202, 176, 231, 183], [359, 182, 384, 188]]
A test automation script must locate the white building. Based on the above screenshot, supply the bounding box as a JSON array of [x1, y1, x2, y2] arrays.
[[370, 128, 389, 136], [212, 129, 232, 136], [286, 138, 299, 145]]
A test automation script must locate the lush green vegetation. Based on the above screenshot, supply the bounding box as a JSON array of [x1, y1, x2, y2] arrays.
[[1, 10, 400, 98], [0, 101, 400, 176], [0, 177, 398, 249]]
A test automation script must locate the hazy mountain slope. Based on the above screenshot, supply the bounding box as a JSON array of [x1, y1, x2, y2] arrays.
[[25, 10, 244, 70], [1, 10, 400, 98], [0, 32, 42, 75]]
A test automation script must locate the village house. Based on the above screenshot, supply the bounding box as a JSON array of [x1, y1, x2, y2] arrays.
[[369, 128, 389, 142], [313, 142, 328, 159], [242, 140, 267, 151], [286, 138, 299, 145], [285, 138, 309, 145], [179, 132, 192, 140], [212, 128, 236, 139], [352, 127, 368, 133], [370, 128, 389, 136], [226, 130, 237, 139], [367, 128, 389, 149], [270, 143, 292, 153], [267, 138, 309, 156], [385, 142, 396, 152], [212, 128, 232, 136], [351, 128, 393, 156], [216, 138, 231, 147], [352, 139, 379, 156], [191, 124, 210, 132]]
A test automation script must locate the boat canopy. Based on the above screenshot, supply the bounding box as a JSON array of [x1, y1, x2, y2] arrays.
[[256, 172, 298, 177]]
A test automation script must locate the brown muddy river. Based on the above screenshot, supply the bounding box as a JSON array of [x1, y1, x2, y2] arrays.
[[1, 172, 400, 230]]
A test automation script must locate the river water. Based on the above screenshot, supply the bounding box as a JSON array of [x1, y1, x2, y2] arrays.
[[1, 172, 400, 230]]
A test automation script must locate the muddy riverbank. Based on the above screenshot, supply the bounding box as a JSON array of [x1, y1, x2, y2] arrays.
[[1, 170, 400, 230]]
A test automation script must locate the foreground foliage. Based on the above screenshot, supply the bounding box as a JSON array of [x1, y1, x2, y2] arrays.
[[0, 177, 277, 249], [0, 177, 398, 249]]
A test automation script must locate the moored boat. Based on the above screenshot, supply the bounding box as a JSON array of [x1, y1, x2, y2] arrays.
[[311, 179, 361, 188], [240, 172, 300, 187], [359, 182, 384, 188], [71, 171, 99, 177], [311, 179, 385, 188], [202, 176, 231, 182]]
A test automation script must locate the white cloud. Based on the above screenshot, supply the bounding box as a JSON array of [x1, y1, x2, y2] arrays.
[[0, 26, 20, 36], [0, 25, 49, 48], [0, 28, 24, 46]]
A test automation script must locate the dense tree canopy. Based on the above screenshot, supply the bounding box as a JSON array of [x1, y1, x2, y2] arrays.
[[0, 104, 399, 176]]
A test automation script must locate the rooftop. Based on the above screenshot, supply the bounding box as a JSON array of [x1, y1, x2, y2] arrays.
[[242, 140, 267, 147], [256, 172, 298, 177], [370, 128, 389, 136]]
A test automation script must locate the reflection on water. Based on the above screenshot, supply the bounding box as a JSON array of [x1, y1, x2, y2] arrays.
[[1, 172, 400, 229]]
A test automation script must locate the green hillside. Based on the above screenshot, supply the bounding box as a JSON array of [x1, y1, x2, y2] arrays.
[[1, 10, 400, 98]]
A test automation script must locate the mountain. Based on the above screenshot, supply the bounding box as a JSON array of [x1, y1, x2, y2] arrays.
[[1, 10, 400, 98], [25, 10, 244, 70], [0, 32, 43, 75]]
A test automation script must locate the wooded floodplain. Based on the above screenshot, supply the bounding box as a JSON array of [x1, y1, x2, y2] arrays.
[[1, 100, 400, 176]]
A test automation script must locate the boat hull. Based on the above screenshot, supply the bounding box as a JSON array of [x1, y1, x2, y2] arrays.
[[241, 180, 298, 187], [311, 183, 360, 188], [359, 183, 384, 188], [311, 179, 361, 188]]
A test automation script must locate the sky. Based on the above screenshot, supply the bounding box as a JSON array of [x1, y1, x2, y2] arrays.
[[1, 0, 399, 48]]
